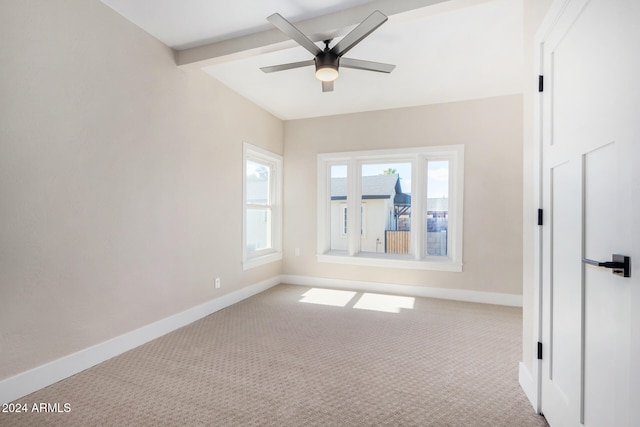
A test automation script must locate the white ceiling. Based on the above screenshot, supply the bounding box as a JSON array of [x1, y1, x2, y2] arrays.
[[101, 0, 523, 120]]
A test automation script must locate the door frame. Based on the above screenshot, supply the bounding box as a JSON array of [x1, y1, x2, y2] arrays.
[[529, 0, 590, 415]]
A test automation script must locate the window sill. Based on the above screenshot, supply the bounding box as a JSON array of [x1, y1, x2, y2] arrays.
[[243, 251, 282, 270], [316, 252, 463, 272]]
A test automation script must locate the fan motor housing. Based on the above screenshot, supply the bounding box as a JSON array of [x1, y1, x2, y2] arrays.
[[315, 52, 340, 75]]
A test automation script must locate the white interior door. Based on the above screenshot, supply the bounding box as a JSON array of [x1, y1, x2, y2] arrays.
[[538, 0, 640, 426]]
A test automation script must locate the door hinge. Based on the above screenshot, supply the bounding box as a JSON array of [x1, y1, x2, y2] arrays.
[[537, 342, 543, 360], [537, 209, 543, 226], [538, 75, 544, 92]]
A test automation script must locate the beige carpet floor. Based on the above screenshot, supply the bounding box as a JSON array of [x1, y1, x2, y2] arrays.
[[3, 284, 548, 426]]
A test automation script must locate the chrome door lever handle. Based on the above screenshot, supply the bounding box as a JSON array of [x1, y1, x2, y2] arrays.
[[582, 254, 630, 278], [582, 259, 624, 268]]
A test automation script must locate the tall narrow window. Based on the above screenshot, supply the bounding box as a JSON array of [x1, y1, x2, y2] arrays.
[[426, 160, 449, 256], [330, 165, 347, 251], [243, 143, 282, 270]]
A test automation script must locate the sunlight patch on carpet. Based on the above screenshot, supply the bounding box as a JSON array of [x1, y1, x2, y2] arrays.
[[353, 293, 415, 313], [299, 288, 415, 313], [299, 288, 357, 307]]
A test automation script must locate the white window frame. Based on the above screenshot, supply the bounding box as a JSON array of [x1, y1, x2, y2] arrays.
[[242, 143, 282, 270], [317, 145, 464, 272]]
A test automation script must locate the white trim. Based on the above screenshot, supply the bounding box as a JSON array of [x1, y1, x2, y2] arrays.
[[2, 273, 523, 404], [280, 274, 522, 307], [243, 251, 283, 270], [519, 362, 538, 411], [528, 19, 545, 416], [0, 276, 280, 405], [526, 0, 578, 415], [317, 145, 464, 271], [316, 253, 463, 272]]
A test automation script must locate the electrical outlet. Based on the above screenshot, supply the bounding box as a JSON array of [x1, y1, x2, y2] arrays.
[[214, 277, 221, 289]]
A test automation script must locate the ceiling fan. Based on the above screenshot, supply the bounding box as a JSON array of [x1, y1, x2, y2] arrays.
[[260, 10, 396, 92]]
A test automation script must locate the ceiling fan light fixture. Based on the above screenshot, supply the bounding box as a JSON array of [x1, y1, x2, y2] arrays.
[[315, 65, 339, 82], [315, 53, 339, 82], [264, 11, 394, 92]]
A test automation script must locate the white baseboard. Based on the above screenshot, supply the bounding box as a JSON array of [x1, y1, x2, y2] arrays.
[[0, 276, 280, 405], [280, 275, 523, 307], [519, 362, 538, 412], [1, 274, 522, 404]]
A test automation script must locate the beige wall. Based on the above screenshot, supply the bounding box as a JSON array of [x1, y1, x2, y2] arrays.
[[521, 0, 554, 375], [0, 0, 546, 386], [0, 0, 282, 380], [283, 95, 524, 294]]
